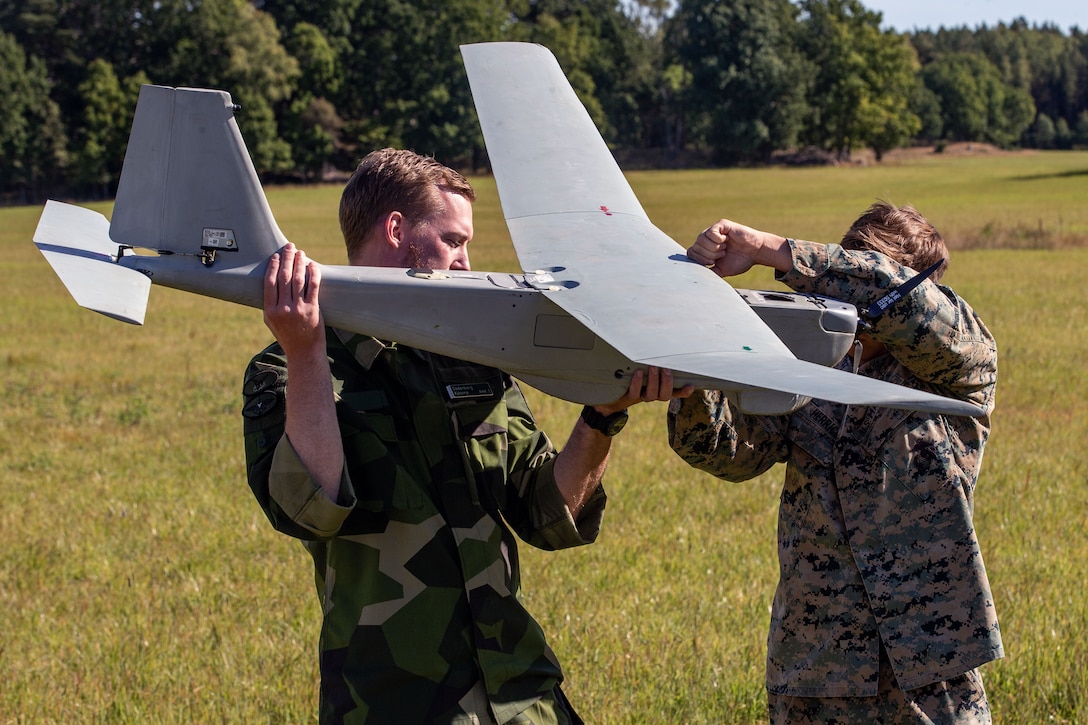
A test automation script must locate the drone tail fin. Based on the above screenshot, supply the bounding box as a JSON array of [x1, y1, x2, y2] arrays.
[[33, 200, 151, 325], [109, 84, 288, 266], [34, 84, 289, 323]]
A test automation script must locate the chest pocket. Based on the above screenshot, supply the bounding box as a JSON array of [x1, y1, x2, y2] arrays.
[[430, 355, 511, 510], [337, 387, 431, 513]]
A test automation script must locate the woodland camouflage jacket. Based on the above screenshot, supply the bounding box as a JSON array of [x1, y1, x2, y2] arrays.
[[243, 329, 606, 724], [668, 238, 1003, 697]]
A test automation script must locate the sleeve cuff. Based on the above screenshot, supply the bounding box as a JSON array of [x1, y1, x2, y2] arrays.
[[269, 434, 356, 538], [532, 459, 607, 549], [775, 238, 832, 290]]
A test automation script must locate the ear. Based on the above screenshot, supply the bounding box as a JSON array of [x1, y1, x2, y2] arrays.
[[383, 211, 405, 250]]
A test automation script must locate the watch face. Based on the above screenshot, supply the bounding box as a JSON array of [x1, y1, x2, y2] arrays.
[[606, 414, 628, 436]]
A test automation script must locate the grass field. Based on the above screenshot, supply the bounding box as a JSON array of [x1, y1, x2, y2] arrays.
[[2, 150, 1087, 723]]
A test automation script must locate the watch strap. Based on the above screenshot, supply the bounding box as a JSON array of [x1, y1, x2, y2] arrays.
[[580, 405, 628, 436]]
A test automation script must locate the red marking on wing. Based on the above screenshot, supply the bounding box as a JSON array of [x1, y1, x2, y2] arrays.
[[600, 205, 612, 216]]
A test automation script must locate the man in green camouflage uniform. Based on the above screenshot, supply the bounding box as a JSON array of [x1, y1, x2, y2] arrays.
[[668, 202, 1002, 724], [243, 149, 690, 724]]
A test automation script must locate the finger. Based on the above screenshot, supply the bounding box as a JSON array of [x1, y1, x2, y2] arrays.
[[674, 383, 696, 399], [690, 233, 725, 263], [303, 261, 322, 304], [703, 223, 728, 245], [654, 369, 682, 402], [642, 366, 661, 401], [626, 368, 644, 400], [264, 249, 282, 309], [276, 245, 298, 301], [707, 230, 728, 252], [290, 249, 309, 299], [653, 368, 675, 401], [687, 242, 717, 265]]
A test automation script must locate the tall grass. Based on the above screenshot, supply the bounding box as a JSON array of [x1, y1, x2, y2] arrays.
[[2, 150, 1087, 723]]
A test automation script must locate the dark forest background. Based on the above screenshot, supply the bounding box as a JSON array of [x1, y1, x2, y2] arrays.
[[2, 0, 1086, 201]]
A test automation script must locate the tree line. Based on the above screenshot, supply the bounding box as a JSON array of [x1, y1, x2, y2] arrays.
[[2, 0, 1086, 200]]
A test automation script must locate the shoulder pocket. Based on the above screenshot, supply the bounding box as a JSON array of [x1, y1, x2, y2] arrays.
[[242, 361, 287, 450]]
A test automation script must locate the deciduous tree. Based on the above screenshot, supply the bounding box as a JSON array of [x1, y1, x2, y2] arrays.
[[668, 0, 808, 163], [797, 0, 921, 160], [0, 30, 67, 197], [922, 51, 1035, 147], [73, 60, 149, 195]]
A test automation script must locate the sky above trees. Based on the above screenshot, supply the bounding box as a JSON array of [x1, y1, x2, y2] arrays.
[[864, 0, 1083, 34]]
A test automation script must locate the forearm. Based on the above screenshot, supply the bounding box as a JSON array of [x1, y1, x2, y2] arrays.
[[262, 244, 344, 497], [548, 367, 689, 519], [551, 419, 611, 519], [283, 344, 344, 500], [756, 232, 793, 272]]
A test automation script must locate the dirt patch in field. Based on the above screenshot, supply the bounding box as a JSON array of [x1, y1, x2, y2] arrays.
[[768, 141, 1034, 167], [883, 141, 1026, 161]]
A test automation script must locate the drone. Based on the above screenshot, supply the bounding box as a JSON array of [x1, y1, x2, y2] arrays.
[[33, 42, 981, 417]]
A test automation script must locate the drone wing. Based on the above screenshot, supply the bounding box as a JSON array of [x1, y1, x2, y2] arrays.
[[461, 42, 982, 417]]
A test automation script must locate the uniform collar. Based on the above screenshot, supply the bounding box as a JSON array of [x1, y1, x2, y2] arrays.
[[332, 328, 392, 371]]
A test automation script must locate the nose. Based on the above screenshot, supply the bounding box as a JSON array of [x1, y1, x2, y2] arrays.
[[452, 249, 470, 271]]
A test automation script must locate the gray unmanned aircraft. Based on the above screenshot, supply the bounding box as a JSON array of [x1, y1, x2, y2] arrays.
[[33, 41, 982, 417]]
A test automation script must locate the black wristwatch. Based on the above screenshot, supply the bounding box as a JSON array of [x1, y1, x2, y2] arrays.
[[580, 405, 629, 436]]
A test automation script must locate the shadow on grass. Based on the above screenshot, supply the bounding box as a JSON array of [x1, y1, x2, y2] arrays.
[[1011, 168, 1088, 181]]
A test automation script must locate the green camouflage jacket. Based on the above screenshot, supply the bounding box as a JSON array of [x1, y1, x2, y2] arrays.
[[243, 329, 606, 723], [668, 239, 1002, 697]]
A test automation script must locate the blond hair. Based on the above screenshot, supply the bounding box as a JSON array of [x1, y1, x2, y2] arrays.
[[840, 201, 949, 283]]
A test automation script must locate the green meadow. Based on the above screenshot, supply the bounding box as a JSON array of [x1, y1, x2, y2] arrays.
[[2, 150, 1087, 723]]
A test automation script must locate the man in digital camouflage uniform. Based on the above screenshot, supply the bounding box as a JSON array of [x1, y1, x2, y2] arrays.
[[243, 148, 691, 724], [668, 202, 1002, 724]]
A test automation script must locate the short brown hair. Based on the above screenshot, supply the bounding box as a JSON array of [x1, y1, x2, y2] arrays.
[[339, 148, 476, 261], [840, 201, 949, 283]]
